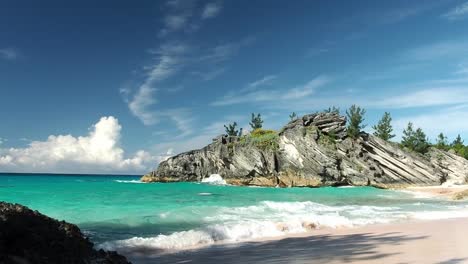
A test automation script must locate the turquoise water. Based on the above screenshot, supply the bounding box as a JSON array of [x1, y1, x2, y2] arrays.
[[1, 173, 468, 255]]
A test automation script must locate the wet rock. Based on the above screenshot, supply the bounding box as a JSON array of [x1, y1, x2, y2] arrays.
[[0, 202, 130, 264]]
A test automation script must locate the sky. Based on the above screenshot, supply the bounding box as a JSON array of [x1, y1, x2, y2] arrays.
[[1, 0, 468, 174]]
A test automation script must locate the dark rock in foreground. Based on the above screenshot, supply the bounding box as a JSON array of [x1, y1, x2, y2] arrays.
[[142, 112, 468, 188], [0, 202, 130, 264]]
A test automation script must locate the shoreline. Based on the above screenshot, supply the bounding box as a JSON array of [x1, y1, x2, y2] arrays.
[[400, 184, 468, 200], [130, 217, 468, 264]]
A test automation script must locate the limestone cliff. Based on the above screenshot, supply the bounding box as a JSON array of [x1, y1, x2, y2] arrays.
[[142, 112, 468, 188]]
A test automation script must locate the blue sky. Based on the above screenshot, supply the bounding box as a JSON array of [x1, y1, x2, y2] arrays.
[[1, 0, 468, 174]]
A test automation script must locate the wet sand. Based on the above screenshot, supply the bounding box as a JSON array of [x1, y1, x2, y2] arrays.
[[128, 218, 468, 264]]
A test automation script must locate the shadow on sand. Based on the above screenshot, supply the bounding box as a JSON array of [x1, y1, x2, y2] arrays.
[[128, 232, 428, 264]]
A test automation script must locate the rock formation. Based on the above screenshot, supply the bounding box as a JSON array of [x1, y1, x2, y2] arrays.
[[0, 202, 130, 264], [142, 112, 468, 188]]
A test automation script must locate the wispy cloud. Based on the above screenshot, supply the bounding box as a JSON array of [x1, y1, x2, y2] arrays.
[[380, 5, 434, 24], [442, 1, 468, 20], [247, 75, 277, 89], [0, 48, 19, 60], [403, 40, 468, 61], [212, 75, 330, 106], [191, 67, 226, 81], [372, 87, 468, 109], [199, 37, 255, 63], [128, 86, 158, 125], [393, 105, 468, 140], [201, 2, 222, 19]]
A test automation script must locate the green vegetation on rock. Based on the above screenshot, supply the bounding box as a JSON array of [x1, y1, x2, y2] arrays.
[[346, 104, 366, 139], [239, 128, 279, 151], [249, 113, 263, 130], [372, 112, 395, 141], [401, 122, 430, 154]]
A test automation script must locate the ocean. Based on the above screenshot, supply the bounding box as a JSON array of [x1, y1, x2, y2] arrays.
[[1, 173, 468, 258]]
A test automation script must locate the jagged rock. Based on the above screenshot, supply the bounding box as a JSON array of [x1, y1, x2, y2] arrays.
[[0, 202, 130, 264], [142, 112, 468, 188]]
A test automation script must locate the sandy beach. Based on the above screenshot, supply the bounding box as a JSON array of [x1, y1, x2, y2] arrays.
[[131, 218, 468, 264], [403, 185, 468, 200]]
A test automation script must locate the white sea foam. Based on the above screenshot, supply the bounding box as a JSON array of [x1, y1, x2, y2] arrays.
[[198, 192, 213, 196], [397, 190, 437, 199], [114, 180, 143, 184], [201, 174, 226, 185], [99, 200, 468, 254]]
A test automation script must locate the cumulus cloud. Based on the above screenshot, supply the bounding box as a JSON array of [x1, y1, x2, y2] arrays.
[[442, 1, 468, 20], [0, 117, 158, 174], [201, 2, 222, 19]]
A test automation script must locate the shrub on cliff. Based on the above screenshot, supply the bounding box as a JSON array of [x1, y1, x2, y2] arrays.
[[451, 134, 468, 159], [243, 129, 279, 151], [346, 104, 366, 139]]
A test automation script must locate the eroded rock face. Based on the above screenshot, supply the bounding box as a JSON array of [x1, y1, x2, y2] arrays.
[[142, 112, 468, 188], [0, 202, 130, 264]]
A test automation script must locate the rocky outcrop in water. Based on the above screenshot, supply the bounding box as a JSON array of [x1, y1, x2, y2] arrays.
[[0, 202, 130, 264], [142, 112, 468, 188]]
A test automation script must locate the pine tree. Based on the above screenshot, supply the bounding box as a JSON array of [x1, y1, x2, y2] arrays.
[[401, 122, 430, 153], [346, 105, 366, 139], [401, 122, 416, 150], [249, 113, 263, 130], [451, 134, 466, 157], [289, 112, 298, 121], [224, 122, 239, 136], [324, 106, 340, 114], [372, 112, 395, 141], [413, 128, 430, 154], [435, 133, 448, 150]]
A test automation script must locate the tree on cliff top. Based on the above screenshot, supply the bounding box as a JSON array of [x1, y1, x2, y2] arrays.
[[289, 112, 298, 121], [372, 112, 395, 141], [451, 134, 467, 158], [324, 106, 340, 114], [224, 122, 241, 136], [249, 113, 263, 130], [435, 133, 449, 151], [401, 122, 430, 154], [346, 105, 366, 139]]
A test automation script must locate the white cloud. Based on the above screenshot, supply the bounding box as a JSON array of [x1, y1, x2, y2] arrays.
[[0, 117, 157, 174], [372, 87, 468, 109], [0, 48, 18, 60], [212, 75, 330, 106], [403, 40, 468, 61], [127, 43, 189, 126], [164, 14, 189, 31], [201, 2, 222, 19], [129, 85, 158, 125], [393, 105, 468, 141], [442, 1, 468, 20], [191, 67, 226, 81], [247, 75, 277, 89], [199, 37, 255, 63]]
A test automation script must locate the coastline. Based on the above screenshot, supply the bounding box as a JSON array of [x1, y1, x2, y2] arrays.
[[131, 217, 468, 264], [401, 184, 468, 200]]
